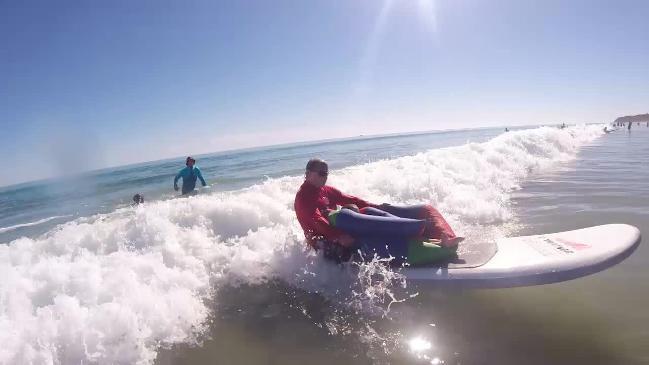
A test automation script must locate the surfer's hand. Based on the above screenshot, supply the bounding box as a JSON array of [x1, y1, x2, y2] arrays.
[[337, 234, 355, 247]]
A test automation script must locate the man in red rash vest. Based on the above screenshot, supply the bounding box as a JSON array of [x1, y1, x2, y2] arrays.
[[294, 159, 375, 250], [294, 159, 459, 262]]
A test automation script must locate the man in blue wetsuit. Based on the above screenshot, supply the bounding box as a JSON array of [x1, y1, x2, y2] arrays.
[[174, 156, 207, 195]]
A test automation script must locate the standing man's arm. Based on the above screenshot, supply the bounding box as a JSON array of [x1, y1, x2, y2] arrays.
[[174, 169, 183, 191], [196, 168, 207, 186]]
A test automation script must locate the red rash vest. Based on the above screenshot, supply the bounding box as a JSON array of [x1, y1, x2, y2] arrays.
[[294, 181, 376, 248]]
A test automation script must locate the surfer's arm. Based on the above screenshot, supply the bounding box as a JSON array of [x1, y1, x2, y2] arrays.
[[311, 209, 347, 242], [328, 187, 376, 209], [295, 197, 347, 242]]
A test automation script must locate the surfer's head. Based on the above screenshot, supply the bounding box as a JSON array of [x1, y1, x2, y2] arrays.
[[132, 193, 144, 205], [305, 158, 328, 187], [186, 156, 196, 167]]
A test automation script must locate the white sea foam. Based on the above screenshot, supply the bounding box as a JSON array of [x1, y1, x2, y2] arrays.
[[0, 125, 603, 364], [0, 215, 72, 234]]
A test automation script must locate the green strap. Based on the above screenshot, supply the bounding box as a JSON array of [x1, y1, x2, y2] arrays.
[[406, 240, 458, 266], [328, 210, 339, 226]]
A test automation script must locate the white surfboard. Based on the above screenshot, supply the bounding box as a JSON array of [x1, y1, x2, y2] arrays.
[[404, 224, 641, 289]]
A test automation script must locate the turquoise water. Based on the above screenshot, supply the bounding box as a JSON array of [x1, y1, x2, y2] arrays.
[[2, 124, 648, 364]]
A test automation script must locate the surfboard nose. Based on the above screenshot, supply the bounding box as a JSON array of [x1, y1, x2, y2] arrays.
[[405, 224, 642, 289], [595, 223, 641, 250]]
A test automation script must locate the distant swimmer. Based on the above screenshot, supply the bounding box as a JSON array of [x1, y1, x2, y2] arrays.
[[505, 128, 509, 132], [132, 193, 144, 205], [174, 156, 207, 195]]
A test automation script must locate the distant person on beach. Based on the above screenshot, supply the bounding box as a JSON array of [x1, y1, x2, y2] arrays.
[[174, 156, 207, 195], [294, 158, 461, 263], [628, 122, 632, 130]]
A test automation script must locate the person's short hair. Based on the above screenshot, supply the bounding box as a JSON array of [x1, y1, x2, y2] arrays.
[[306, 158, 328, 172], [132, 194, 144, 204]]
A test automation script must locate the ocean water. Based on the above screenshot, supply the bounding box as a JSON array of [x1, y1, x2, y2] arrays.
[[0, 128, 501, 243], [1, 125, 647, 364]]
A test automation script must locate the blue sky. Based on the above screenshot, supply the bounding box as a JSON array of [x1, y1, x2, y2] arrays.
[[1, 0, 648, 187]]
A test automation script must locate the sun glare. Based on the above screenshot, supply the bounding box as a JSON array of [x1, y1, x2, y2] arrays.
[[409, 336, 433, 352], [418, 0, 438, 34], [356, 0, 438, 97]]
